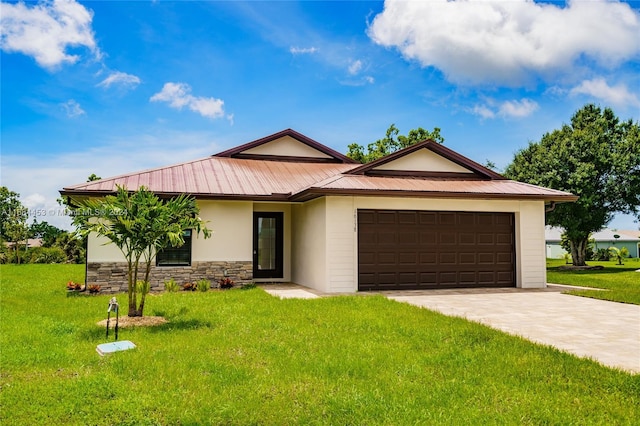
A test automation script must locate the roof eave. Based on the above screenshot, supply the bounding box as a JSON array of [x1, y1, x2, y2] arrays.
[[290, 188, 579, 203], [59, 189, 292, 202]]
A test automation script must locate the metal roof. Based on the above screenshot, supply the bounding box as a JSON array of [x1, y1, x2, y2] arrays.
[[60, 130, 578, 203]]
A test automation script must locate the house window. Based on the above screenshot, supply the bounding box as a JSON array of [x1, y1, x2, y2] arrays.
[[157, 230, 192, 266]]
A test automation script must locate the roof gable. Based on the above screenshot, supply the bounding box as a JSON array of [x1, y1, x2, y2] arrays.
[[347, 140, 505, 180], [215, 128, 357, 164]]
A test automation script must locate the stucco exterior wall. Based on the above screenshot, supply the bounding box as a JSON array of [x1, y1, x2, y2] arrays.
[[291, 198, 327, 291], [375, 149, 472, 173], [242, 135, 332, 158], [86, 200, 253, 263], [317, 196, 548, 292]]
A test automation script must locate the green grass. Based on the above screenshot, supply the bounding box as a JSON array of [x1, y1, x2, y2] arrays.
[[1, 265, 639, 425], [547, 258, 640, 305]]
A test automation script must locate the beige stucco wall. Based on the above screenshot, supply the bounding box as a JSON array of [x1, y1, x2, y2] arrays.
[[87, 200, 254, 263], [375, 149, 472, 173], [291, 198, 327, 291], [242, 135, 332, 158], [312, 196, 548, 292]]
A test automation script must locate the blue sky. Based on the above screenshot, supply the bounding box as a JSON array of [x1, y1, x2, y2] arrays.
[[2, 0, 639, 230]]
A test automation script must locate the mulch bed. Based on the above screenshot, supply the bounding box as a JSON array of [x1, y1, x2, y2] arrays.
[[557, 265, 605, 271]]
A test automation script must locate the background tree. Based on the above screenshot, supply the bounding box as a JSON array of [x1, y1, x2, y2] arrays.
[[72, 186, 211, 316], [347, 124, 444, 163], [1, 186, 25, 241], [29, 220, 65, 247], [504, 104, 640, 266], [0, 187, 29, 264]]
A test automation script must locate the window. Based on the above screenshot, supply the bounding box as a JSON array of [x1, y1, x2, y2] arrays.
[[157, 230, 192, 266]]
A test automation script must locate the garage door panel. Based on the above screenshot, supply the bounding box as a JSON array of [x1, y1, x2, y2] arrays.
[[398, 211, 418, 224], [477, 234, 495, 244], [439, 232, 457, 244], [419, 252, 437, 265], [377, 211, 397, 224], [399, 252, 417, 265], [358, 210, 515, 290], [378, 232, 396, 245], [459, 253, 477, 264], [399, 232, 418, 244], [439, 213, 456, 225], [439, 252, 457, 264], [420, 231, 437, 245], [378, 252, 396, 265], [419, 212, 437, 225], [459, 233, 476, 244]]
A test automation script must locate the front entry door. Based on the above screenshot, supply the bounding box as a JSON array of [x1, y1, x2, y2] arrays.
[[253, 212, 283, 279]]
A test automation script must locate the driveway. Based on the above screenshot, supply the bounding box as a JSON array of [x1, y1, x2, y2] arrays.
[[386, 285, 640, 374]]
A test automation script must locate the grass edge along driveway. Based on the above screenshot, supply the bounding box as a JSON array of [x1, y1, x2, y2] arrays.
[[1, 264, 639, 425], [547, 258, 640, 305]]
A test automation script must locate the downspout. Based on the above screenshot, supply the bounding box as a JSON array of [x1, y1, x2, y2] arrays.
[[545, 202, 556, 213]]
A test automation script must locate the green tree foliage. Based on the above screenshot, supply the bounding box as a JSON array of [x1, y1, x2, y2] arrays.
[[72, 185, 211, 316], [0, 187, 29, 264], [1, 187, 26, 241], [346, 124, 444, 163], [504, 104, 640, 266], [29, 220, 65, 247]]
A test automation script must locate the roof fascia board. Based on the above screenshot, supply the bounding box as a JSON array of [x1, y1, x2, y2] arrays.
[[289, 187, 579, 203]]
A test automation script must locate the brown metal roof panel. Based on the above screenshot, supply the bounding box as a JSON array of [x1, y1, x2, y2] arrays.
[[308, 175, 577, 200]]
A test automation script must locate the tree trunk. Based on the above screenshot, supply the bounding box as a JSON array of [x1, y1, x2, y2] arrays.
[[569, 237, 589, 266], [136, 258, 153, 317]]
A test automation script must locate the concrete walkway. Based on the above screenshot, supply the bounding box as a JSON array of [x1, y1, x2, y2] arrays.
[[387, 286, 640, 374]]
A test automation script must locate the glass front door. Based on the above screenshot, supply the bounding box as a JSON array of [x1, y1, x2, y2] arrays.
[[253, 212, 283, 279]]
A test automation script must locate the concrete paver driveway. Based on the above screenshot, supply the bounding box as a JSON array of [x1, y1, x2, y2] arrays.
[[386, 285, 640, 374]]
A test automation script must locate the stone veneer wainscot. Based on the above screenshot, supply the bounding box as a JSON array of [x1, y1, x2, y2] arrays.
[[86, 261, 253, 293]]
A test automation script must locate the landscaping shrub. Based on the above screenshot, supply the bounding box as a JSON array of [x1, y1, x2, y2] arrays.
[[164, 278, 180, 292], [197, 278, 211, 292], [591, 248, 610, 261], [218, 277, 234, 289]]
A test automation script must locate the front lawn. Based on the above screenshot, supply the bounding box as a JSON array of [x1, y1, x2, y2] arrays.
[[1, 265, 639, 425], [547, 258, 640, 305]]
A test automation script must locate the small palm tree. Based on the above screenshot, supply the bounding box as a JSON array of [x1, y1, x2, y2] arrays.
[[608, 247, 629, 266], [72, 185, 211, 316]]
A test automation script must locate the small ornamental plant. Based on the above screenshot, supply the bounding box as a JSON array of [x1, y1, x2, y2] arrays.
[[164, 278, 180, 292], [196, 279, 211, 292], [219, 277, 235, 289], [66, 281, 82, 291], [182, 282, 197, 291], [88, 284, 101, 294]]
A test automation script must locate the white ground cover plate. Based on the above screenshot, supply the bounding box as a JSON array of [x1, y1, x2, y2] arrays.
[[96, 340, 136, 356]]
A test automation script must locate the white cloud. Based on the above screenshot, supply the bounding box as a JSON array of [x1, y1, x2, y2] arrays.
[[471, 98, 538, 119], [150, 82, 226, 120], [61, 99, 85, 118], [368, 0, 640, 86], [498, 99, 539, 118], [570, 78, 640, 109], [289, 46, 318, 55], [97, 71, 141, 89], [348, 59, 363, 75], [0, 0, 101, 70]]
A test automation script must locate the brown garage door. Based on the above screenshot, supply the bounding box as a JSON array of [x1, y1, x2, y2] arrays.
[[358, 210, 515, 291]]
